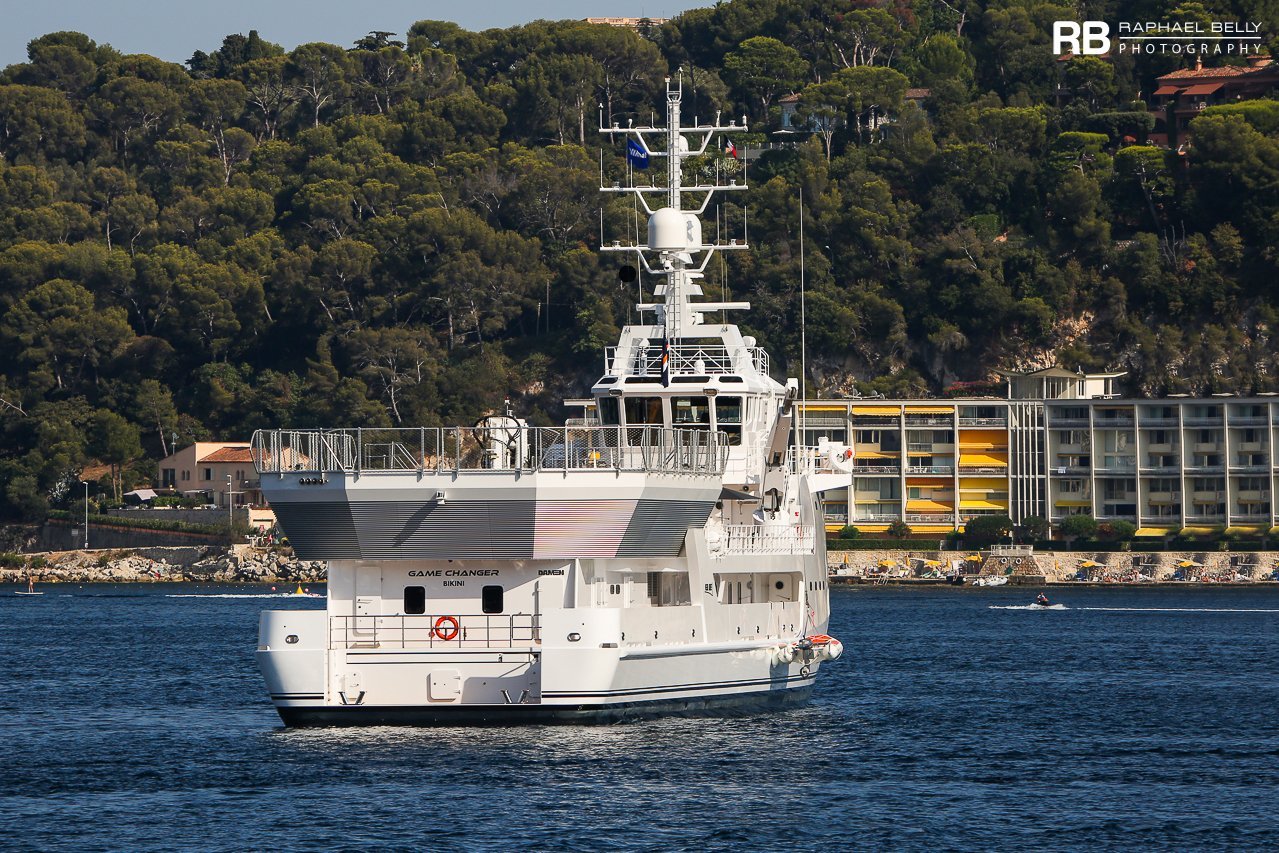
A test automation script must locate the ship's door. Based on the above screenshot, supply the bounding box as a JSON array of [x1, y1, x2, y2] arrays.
[[353, 562, 381, 640]]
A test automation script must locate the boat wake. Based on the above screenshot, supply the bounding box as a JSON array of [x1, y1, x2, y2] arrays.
[[1077, 606, 1279, 614], [167, 592, 323, 599], [989, 604, 1068, 611]]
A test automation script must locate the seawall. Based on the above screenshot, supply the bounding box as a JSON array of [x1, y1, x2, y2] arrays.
[[2, 546, 325, 584]]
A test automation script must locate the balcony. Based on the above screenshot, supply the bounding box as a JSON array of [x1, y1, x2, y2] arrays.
[[1145, 442, 1176, 453], [1184, 416, 1223, 426], [1049, 417, 1090, 427], [1235, 490, 1271, 502], [853, 465, 900, 474], [854, 513, 902, 523], [1094, 460, 1137, 473], [1054, 465, 1091, 475], [905, 416, 952, 427], [907, 442, 953, 453], [958, 417, 1006, 427], [958, 465, 1007, 475], [1094, 417, 1135, 428], [1146, 491, 1181, 504], [1230, 462, 1270, 473], [1228, 415, 1269, 426], [905, 465, 954, 475], [904, 513, 956, 523], [1141, 464, 1180, 473], [1055, 443, 1084, 454], [1192, 442, 1222, 453], [1191, 491, 1226, 503], [1236, 441, 1267, 452], [1140, 417, 1179, 427]]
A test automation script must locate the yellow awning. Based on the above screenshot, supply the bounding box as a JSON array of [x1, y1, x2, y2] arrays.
[[1180, 526, 1222, 536], [855, 524, 889, 533], [802, 405, 847, 412], [854, 449, 896, 459], [914, 524, 957, 534], [1134, 527, 1173, 537], [1270, 525, 1279, 535], [905, 406, 953, 414], [906, 501, 953, 512], [1225, 525, 1266, 535], [959, 454, 1007, 466], [960, 477, 1007, 489], [959, 500, 1009, 510], [853, 406, 899, 416], [1054, 499, 1091, 507]]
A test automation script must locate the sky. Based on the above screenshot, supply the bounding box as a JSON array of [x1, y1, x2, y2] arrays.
[[1, 0, 704, 69]]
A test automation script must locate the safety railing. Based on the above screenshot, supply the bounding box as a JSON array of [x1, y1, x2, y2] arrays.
[[330, 613, 540, 649], [711, 524, 815, 556], [252, 425, 729, 476], [605, 343, 768, 378]]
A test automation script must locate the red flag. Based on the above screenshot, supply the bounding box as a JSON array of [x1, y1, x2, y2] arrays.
[[723, 137, 738, 159]]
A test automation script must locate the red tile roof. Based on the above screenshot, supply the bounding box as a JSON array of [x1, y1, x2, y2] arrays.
[[1158, 65, 1251, 81], [905, 88, 931, 99], [199, 446, 253, 463]]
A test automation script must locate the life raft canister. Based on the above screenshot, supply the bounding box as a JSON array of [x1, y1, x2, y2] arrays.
[[433, 615, 460, 641]]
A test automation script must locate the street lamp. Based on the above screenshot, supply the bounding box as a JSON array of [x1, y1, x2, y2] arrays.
[[80, 481, 89, 550]]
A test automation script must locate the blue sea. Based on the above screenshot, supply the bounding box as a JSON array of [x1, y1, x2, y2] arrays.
[[3, 583, 1278, 851]]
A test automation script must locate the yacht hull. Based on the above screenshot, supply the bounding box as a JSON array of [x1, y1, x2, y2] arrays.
[[274, 682, 814, 727]]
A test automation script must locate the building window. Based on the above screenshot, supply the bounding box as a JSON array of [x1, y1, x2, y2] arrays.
[[202, 467, 212, 481], [161, 468, 176, 487], [404, 586, 426, 615], [481, 585, 504, 614]]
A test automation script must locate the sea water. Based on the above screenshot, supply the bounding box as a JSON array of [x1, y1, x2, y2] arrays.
[[2, 583, 1278, 850]]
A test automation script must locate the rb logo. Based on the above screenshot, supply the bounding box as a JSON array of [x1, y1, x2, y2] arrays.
[[1052, 21, 1111, 55]]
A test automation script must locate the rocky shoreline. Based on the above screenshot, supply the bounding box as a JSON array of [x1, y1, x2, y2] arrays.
[[1, 546, 326, 585]]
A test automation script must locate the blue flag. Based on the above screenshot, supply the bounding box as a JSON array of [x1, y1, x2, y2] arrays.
[[626, 139, 649, 170]]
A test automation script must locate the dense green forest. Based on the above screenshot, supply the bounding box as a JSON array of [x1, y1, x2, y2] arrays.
[[1, 0, 1279, 519]]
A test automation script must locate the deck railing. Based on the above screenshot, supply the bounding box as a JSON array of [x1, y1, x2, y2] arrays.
[[252, 426, 729, 477], [712, 524, 816, 556], [605, 343, 768, 378], [330, 613, 540, 649]]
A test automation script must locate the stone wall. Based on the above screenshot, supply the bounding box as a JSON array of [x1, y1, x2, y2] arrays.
[[2, 546, 325, 584], [829, 549, 1279, 582]]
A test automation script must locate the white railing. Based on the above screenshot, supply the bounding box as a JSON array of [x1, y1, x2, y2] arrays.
[[605, 343, 768, 378], [712, 524, 815, 556], [252, 426, 729, 477], [329, 613, 540, 649]]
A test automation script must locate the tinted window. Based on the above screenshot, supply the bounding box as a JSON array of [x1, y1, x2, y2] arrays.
[[404, 586, 426, 615], [597, 396, 619, 425], [624, 396, 664, 425], [481, 585, 504, 614]]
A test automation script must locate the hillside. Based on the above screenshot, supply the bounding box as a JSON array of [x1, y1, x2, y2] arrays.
[[1, 1, 1278, 519]]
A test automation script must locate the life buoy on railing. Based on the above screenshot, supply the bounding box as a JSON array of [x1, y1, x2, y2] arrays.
[[433, 615, 460, 641]]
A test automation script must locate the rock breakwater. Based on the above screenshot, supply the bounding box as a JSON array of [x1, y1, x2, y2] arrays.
[[1, 546, 326, 585]]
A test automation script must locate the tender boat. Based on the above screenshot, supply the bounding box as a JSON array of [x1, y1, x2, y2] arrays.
[[251, 76, 841, 726]]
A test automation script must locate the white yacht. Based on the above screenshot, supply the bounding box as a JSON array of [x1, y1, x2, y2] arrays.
[[252, 77, 843, 725]]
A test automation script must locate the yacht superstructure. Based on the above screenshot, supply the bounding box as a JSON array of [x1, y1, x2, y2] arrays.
[[252, 77, 841, 725]]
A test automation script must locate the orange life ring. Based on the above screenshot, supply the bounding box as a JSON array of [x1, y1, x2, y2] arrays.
[[840, 448, 853, 461], [433, 615, 460, 641]]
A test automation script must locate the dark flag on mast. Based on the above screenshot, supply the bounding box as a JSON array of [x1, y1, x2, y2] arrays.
[[660, 338, 671, 387]]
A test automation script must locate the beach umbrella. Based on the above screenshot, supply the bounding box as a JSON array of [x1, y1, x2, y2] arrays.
[[1081, 559, 1101, 568], [964, 554, 982, 562], [878, 559, 897, 568], [1178, 559, 1202, 568], [923, 559, 942, 567]]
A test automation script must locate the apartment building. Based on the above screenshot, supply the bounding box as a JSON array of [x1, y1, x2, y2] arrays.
[[799, 368, 1278, 536]]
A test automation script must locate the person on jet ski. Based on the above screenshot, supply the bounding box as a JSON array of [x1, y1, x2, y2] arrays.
[[1036, 592, 1050, 607]]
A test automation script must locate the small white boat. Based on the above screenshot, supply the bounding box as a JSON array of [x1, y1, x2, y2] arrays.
[[971, 576, 1008, 587]]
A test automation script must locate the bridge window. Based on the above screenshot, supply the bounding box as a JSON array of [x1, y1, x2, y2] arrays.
[[715, 396, 743, 445], [597, 396, 619, 425], [624, 396, 664, 426], [672, 396, 710, 427], [481, 585, 504, 614], [404, 586, 426, 615]]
